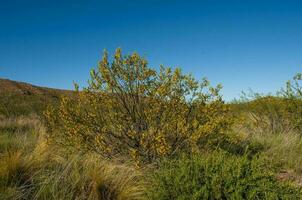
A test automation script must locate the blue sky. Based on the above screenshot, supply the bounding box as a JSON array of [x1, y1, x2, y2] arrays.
[[1, 0, 301, 100]]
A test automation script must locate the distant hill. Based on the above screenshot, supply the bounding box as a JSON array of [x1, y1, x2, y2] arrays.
[[0, 78, 72, 96], [0, 78, 73, 117]]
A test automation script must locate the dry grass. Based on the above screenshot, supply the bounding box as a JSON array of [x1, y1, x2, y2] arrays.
[[0, 114, 42, 129], [0, 116, 146, 200], [250, 131, 302, 173]]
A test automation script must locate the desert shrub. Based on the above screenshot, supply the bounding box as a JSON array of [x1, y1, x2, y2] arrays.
[[45, 48, 233, 163], [233, 73, 302, 134], [147, 151, 301, 200], [217, 132, 265, 157], [280, 73, 302, 99], [244, 96, 302, 134]]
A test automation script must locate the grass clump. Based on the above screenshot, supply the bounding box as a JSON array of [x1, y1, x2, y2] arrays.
[[0, 115, 43, 154], [249, 131, 302, 179], [0, 115, 146, 200], [29, 153, 146, 200]]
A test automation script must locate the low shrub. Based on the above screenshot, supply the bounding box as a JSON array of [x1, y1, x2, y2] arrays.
[[148, 151, 301, 200], [242, 96, 302, 134], [232, 73, 302, 135]]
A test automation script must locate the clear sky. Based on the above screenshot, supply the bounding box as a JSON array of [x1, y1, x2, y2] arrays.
[[1, 0, 301, 100]]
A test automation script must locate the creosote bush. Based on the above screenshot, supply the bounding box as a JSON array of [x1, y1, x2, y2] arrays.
[[45, 48, 233, 163]]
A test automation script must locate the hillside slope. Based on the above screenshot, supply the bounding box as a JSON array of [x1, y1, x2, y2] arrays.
[[0, 78, 73, 116]]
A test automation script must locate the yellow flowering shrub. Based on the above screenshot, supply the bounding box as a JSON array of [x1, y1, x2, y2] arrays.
[[45, 48, 233, 163]]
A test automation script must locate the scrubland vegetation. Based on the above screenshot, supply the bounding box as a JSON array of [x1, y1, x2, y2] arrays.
[[1, 49, 302, 199]]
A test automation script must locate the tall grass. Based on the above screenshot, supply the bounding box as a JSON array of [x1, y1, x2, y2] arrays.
[[0, 115, 43, 153], [0, 116, 146, 200], [248, 131, 302, 184]]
